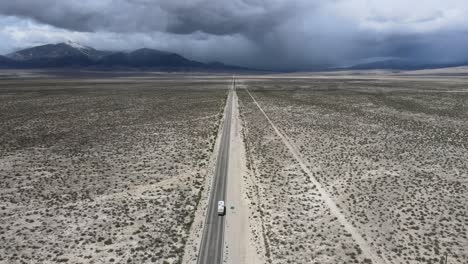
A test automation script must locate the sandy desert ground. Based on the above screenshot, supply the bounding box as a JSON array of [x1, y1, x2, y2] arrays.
[[237, 76, 468, 264], [0, 76, 228, 264], [1, 71, 467, 264]]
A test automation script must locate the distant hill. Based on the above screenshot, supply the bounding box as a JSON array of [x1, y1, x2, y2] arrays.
[[6, 41, 110, 61], [347, 58, 468, 71], [0, 55, 11, 63], [0, 41, 250, 72], [0, 55, 17, 68], [98, 48, 203, 68]]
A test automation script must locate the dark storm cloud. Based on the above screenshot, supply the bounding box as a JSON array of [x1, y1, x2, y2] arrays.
[[1, 0, 468, 70], [0, 0, 306, 35], [161, 1, 306, 36], [0, 0, 166, 32]]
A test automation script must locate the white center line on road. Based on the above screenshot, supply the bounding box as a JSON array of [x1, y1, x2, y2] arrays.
[[244, 87, 389, 264]]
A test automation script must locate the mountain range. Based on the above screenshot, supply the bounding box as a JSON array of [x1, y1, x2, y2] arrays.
[[2, 41, 467, 72], [0, 41, 248, 71]]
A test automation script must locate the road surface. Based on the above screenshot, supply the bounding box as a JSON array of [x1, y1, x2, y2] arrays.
[[197, 79, 235, 264]]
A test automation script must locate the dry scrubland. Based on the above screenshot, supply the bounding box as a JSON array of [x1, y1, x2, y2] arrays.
[[0, 77, 227, 264], [238, 78, 468, 264]]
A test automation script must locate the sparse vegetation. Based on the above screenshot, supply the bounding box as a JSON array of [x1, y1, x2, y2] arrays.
[[0, 76, 227, 264], [2, 73, 467, 264], [237, 77, 468, 264]]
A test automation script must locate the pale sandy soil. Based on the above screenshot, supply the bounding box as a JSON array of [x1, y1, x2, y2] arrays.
[[268, 66, 468, 78], [237, 77, 468, 264], [223, 90, 263, 264], [182, 88, 228, 264], [238, 82, 374, 264], [244, 88, 387, 264], [0, 78, 227, 264], [395, 66, 468, 75]]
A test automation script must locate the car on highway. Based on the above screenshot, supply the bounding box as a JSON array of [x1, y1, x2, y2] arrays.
[[217, 201, 225, 216]]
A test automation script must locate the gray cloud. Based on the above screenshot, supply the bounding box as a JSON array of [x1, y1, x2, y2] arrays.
[[1, 0, 468, 70], [0, 0, 301, 35]]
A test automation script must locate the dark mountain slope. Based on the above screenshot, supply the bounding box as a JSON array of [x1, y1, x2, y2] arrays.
[[6, 41, 108, 61], [2, 42, 251, 71], [0, 55, 17, 68]]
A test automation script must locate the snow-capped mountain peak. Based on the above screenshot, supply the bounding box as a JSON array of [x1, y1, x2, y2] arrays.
[[5, 41, 108, 61], [1, 42, 248, 71], [65, 40, 92, 51]]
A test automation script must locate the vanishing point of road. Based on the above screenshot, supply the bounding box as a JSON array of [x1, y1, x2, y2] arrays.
[[197, 79, 235, 264]]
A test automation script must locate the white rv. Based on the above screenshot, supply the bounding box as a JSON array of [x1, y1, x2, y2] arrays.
[[217, 201, 225, 216]]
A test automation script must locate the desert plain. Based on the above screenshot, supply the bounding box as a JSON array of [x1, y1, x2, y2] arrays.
[[237, 74, 468, 264], [0, 70, 467, 264], [0, 74, 227, 264]]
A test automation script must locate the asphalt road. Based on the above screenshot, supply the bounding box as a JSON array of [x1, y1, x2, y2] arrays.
[[197, 80, 235, 264]]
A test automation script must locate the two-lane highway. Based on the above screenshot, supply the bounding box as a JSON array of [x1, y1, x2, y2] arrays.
[[197, 79, 235, 264]]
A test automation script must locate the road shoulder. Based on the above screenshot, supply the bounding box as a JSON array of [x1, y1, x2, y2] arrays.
[[224, 90, 263, 264], [182, 90, 229, 264]]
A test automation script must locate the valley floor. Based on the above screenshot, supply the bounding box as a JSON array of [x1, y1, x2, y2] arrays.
[[236, 76, 468, 264], [1, 71, 467, 264]]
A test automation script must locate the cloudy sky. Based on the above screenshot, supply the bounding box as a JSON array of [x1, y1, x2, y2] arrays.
[[1, 0, 468, 70]]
